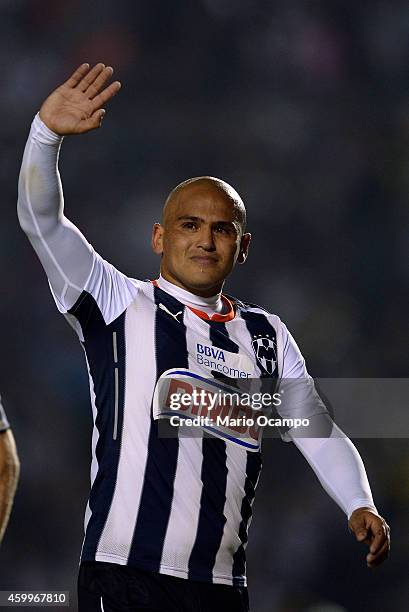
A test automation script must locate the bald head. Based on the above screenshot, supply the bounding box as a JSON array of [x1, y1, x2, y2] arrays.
[[163, 176, 246, 232], [152, 175, 252, 296]]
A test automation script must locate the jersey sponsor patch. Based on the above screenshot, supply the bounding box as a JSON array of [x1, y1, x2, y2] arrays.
[[189, 332, 256, 379], [152, 369, 263, 451]]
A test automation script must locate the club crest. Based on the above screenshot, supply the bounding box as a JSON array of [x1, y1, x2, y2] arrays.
[[251, 334, 277, 375]]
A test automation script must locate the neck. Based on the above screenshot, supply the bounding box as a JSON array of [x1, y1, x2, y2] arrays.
[[159, 270, 223, 298], [156, 275, 225, 314]]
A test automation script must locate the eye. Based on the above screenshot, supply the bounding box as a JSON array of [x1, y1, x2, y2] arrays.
[[182, 222, 198, 230], [214, 224, 231, 234]]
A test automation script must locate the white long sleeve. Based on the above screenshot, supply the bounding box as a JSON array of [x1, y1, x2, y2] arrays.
[[17, 113, 95, 311], [280, 329, 377, 519], [289, 424, 377, 519]]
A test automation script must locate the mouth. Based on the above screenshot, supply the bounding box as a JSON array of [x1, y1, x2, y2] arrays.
[[190, 256, 219, 266]]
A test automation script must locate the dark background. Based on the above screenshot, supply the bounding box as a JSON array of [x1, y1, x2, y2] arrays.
[[1, 1, 408, 610]]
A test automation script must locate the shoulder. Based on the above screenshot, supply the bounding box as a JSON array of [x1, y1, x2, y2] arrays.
[[225, 293, 283, 328], [67, 256, 154, 338]]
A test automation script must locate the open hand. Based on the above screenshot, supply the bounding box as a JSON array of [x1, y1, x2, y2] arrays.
[[39, 63, 121, 135], [348, 507, 390, 568]]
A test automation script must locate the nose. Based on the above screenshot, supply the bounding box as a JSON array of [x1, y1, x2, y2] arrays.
[[197, 225, 216, 251]]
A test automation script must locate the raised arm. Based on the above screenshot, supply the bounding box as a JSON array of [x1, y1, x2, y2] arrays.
[[17, 64, 121, 311]]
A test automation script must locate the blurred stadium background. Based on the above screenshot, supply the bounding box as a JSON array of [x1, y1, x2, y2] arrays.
[[1, 0, 408, 610]]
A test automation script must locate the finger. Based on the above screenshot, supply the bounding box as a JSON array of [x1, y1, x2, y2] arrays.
[[85, 66, 114, 99], [78, 109, 106, 133], [91, 81, 121, 110], [354, 527, 368, 543], [77, 63, 105, 92], [367, 540, 390, 568], [349, 518, 369, 542], [369, 522, 388, 555], [65, 63, 90, 88]]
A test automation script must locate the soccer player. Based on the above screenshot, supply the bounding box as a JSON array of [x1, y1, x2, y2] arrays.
[[17, 64, 390, 612], [0, 396, 19, 545]]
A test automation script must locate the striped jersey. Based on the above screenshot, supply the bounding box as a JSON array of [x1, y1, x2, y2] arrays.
[[52, 252, 320, 587]]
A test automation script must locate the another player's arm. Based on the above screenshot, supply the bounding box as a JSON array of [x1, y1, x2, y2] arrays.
[[279, 324, 390, 568], [17, 64, 121, 310], [0, 400, 19, 545]]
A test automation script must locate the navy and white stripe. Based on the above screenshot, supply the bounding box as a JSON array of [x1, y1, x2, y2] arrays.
[[68, 292, 126, 560], [128, 287, 187, 569], [186, 321, 235, 581]]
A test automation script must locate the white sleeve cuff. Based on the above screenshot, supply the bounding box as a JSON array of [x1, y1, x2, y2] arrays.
[[31, 113, 63, 146]]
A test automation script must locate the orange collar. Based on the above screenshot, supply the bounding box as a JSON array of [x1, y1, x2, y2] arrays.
[[151, 280, 235, 322]]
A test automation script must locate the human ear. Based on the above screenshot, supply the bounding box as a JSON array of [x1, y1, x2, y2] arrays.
[[237, 232, 251, 264], [151, 223, 164, 255]]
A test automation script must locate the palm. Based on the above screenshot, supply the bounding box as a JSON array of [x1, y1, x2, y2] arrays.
[[39, 63, 121, 135]]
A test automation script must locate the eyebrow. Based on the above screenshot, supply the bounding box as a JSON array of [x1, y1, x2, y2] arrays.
[[177, 216, 236, 226]]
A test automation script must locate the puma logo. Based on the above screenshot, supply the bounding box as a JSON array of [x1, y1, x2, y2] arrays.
[[158, 303, 183, 323]]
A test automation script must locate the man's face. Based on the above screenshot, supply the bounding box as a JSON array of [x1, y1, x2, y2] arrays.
[[152, 183, 251, 296]]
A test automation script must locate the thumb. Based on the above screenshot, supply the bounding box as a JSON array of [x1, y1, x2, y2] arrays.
[[91, 108, 106, 128], [355, 528, 368, 542], [349, 517, 368, 541], [80, 109, 106, 133]]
